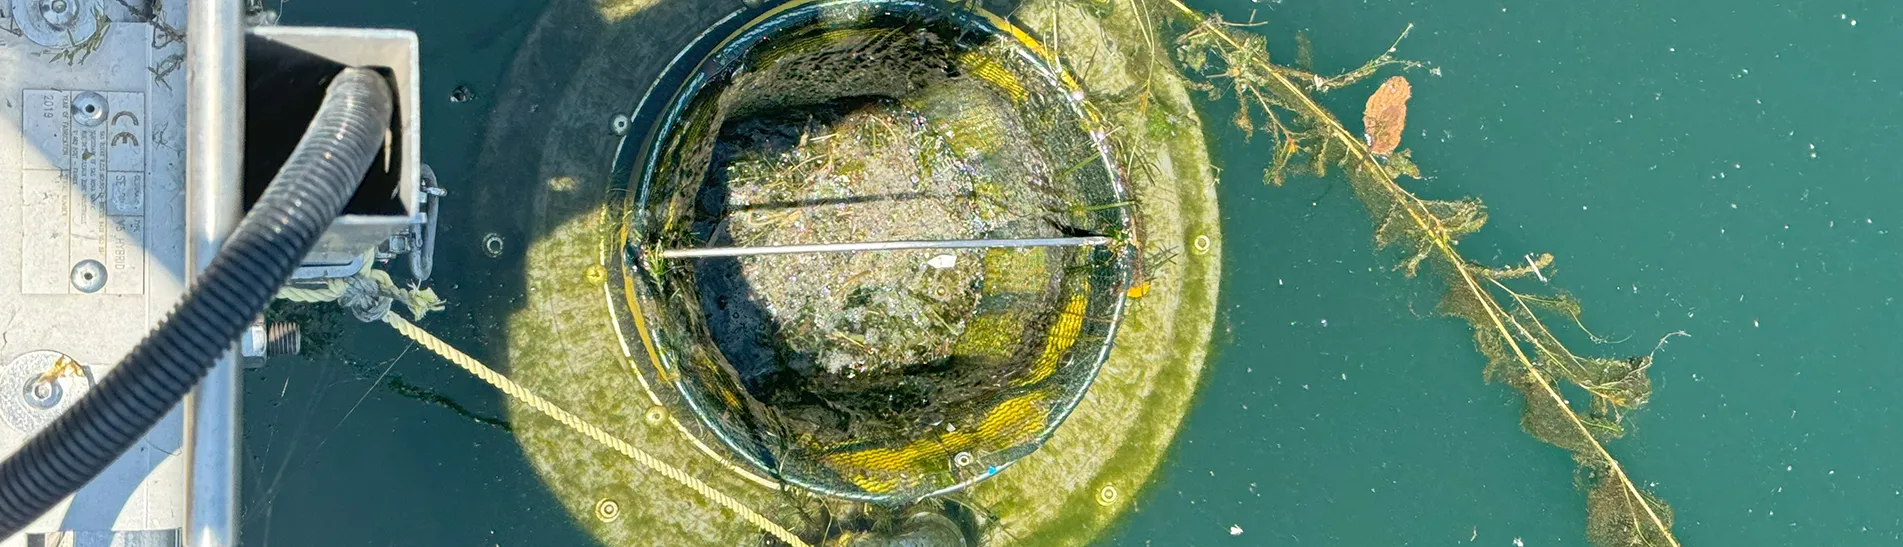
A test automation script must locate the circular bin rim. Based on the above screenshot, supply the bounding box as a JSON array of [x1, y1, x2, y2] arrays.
[[601, 0, 1137, 503]]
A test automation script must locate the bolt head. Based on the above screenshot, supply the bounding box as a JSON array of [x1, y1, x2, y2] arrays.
[[70, 260, 106, 293]]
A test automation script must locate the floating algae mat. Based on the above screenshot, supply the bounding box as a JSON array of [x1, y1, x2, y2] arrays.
[[622, 0, 1140, 502], [696, 92, 1058, 441], [481, 0, 1219, 543]]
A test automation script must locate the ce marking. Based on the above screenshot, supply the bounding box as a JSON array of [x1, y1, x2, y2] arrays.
[[111, 110, 141, 146]]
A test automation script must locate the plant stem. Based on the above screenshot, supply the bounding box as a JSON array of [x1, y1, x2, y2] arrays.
[[1154, 2, 1678, 543]]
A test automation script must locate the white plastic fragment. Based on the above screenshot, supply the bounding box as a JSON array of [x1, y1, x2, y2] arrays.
[[927, 254, 958, 269]]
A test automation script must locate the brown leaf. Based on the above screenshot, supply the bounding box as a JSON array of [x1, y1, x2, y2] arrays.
[[1362, 76, 1412, 156]]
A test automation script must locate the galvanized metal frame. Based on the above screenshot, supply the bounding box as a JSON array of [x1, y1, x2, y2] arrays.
[[246, 26, 424, 272]]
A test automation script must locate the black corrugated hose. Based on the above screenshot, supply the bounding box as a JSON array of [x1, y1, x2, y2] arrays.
[[0, 67, 394, 535]]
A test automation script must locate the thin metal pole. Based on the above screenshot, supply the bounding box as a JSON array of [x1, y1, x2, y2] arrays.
[[658, 236, 1112, 259], [184, 0, 244, 545]]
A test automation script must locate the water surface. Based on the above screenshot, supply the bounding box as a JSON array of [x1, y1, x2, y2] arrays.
[[1110, 0, 1903, 545], [245, 0, 1903, 545]]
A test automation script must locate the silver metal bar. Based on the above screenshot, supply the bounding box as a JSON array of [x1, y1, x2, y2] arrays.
[[658, 236, 1113, 259], [183, 0, 245, 545]]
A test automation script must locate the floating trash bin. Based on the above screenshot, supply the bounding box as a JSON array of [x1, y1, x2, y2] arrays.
[[608, 0, 1136, 503]]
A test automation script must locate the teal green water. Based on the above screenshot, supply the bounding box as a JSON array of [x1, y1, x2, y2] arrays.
[[244, 0, 1903, 545], [241, 1, 591, 545], [1110, 0, 1903, 545]]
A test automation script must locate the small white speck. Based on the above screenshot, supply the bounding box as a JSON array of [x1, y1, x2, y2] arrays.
[[1277, 279, 1284, 285], [1669, 47, 1676, 52], [1851, 19, 1857, 26], [1830, 470, 1836, 475], [1514, 538, 1525, 547], [1302, 384, 1310, 390], [1787, 465, 1793, 471], [1230, 525, 1244, 536], [1320, 319, 1329, 327], [1754, 319, 1760, 327], [1341, 373, 1348, 380]]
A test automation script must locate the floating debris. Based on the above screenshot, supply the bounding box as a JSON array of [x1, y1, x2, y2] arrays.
[[1166, 2, 1678, 545], [1362, 75, 1411, 156]]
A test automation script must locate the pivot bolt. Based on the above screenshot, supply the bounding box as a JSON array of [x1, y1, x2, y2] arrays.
[[241, 321, 302, 357]]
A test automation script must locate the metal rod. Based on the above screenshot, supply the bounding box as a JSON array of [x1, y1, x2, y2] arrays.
[[658, 236, 1113, 259], [184, 0, 244, 545]]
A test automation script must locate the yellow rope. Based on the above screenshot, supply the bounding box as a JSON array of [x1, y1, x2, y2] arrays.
[[381, 314, 811, 547], [276, 279, 350, 303]]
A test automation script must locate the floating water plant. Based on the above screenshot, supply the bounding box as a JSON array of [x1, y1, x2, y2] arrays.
[[1152, 1, 1680, 545]]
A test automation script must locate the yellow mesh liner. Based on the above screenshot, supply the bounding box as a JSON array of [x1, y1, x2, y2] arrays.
[[1017, 286, 1088, 387], [821, 393, 1049, 493], [961, 51, 1029, 103]]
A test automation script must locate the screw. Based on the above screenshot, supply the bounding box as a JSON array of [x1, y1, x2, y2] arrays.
[[266, 322, 301, 356], [28, 380, 60, 409], [71, 92, 107, 127], [483, 233, 505, 258], [242, 321, 301, 357], [70, 260, 106, 293], [594, 498, 621, 522]]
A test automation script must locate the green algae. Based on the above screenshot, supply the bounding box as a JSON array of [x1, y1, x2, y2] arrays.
[[959, 1, 1221, 544], [479, 0, 1219, 544]]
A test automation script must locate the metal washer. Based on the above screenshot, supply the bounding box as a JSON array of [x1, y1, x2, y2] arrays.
[[0, 351, 95, 435], [11, 0, 103, 49]]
